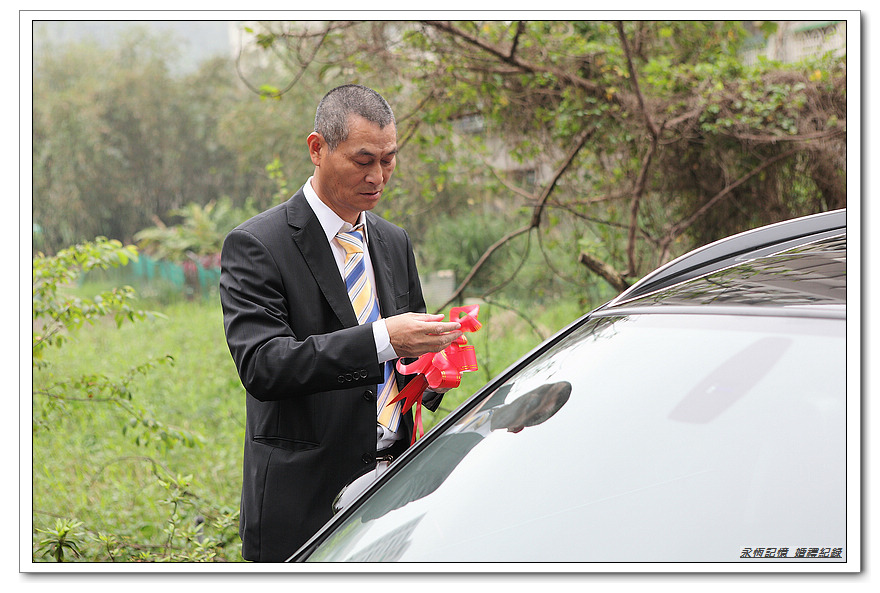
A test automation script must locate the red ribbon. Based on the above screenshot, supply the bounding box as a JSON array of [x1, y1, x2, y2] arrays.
[[393, 304, 483, 444]]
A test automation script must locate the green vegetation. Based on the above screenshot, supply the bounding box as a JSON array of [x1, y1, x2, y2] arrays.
[[33, 21, 846, 297], [31, 247, 574, 561], [32, 242, 242, 561], [30, 19, 847, 562]]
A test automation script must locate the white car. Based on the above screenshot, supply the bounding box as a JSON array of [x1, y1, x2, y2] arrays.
[[290, 209, 848, 564]]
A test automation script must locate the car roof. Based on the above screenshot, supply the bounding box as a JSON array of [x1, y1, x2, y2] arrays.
[[607, 209, 846, 306], [600, 210, 846, 320]]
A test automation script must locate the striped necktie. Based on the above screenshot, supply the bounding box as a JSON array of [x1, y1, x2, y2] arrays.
[[336, 226, 402, 431]]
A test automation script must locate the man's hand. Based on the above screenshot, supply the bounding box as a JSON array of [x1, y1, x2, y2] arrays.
[[385, 313, 462, 358]]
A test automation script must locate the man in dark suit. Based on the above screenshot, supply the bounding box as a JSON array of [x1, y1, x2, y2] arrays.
[[219, 84, 462, 561]]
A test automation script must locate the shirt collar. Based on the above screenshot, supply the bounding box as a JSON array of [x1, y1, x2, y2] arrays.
[[303, 176, 368, 244]]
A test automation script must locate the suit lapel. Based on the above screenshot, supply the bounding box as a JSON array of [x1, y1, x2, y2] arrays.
[[287, 191, 358, 328], [366, 212, 395, 319]]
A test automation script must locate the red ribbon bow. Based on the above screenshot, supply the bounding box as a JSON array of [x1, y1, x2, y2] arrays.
[[393, 304, 483, 444]]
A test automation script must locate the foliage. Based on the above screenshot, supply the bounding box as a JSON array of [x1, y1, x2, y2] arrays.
[[242, 19, 846, 302], [32, 21, 846, 310], [28, 22, 847, 562], [33, 287, 574, 559], [134, 197, 258, 262], [33, 237, 146, 359], [32, 29, 260, 253], [32, 239, 240, 561], [147, 471, 240, 562], [35, 519, 85, 562]]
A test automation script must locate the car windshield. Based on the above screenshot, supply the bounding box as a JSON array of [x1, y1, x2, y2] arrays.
[[302, 312, 845, 562]]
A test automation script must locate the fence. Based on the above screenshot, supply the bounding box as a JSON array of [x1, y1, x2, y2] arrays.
[[82, 253, 221, 302], [94, 254, 453, 305]]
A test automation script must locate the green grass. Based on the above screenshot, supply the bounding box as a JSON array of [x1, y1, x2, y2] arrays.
[[33, 294, 245, 561], [32, 284, 586, 562]]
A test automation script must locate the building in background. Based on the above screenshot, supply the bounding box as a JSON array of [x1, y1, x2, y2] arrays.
[[742, 21, 846, 65]]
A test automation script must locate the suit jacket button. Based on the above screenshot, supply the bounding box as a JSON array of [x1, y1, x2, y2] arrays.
[[360, 370, 368, 378], [363, 389, 375, 401], [337, 375, 345, 383], [345, 373, 353, 382], [361, 453, 373, 464]]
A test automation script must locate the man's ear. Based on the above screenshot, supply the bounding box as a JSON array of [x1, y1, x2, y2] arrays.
[[307, 132, 324, 166]]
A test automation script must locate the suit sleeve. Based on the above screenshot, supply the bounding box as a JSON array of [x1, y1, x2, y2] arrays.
[[220, 227, 383, 401]]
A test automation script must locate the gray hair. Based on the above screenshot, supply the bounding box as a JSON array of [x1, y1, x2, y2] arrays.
[[314, 84, 396, 151]]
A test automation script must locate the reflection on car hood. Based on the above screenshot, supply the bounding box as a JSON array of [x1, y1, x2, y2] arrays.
[[614, 234, 846, 311]]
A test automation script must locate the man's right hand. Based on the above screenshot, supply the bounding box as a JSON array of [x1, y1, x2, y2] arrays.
[[385, 313, 463, 358]]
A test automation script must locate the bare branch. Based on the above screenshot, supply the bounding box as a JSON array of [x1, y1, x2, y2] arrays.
[[616, 21, 659, 138], [235, 23, 332, 99], [535, 226, 590, 291], [578, 251, 631, 293], [422, 21, 608, 99], [272, 20, 357, 40], [433, 126, 593, 312], [483, 296, 548, 341], [547, 191, 631, 208], [434, 225, 532, 313], [664, 147, 801, 243], [482, 230, 533, 298], [396, 91, 439, 151], [530, 127, 593, 227], [548, 202, 658, 244], [616, 21, 660, 277], [509, 21, 525, 59], [721, 126, 846, 144], [482, 160, 537, 201], [397, 88, 439, 125], [625, 142, 658, 276]]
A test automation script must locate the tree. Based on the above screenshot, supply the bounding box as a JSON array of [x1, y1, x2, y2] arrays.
[[32, 25, 353, 254], [32, 29, 245, 253], [240, 20, 846, 307]]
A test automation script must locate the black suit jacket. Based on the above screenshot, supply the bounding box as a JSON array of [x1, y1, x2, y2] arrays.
[[219, 188, 427, 561]]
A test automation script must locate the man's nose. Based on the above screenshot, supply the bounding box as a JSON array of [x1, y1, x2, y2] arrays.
[[364, 163, 384, 185]]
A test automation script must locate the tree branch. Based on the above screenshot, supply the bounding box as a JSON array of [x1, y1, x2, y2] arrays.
[[616, 21, 660, 277], [721, 126, 846, 144], [669, 147, 801, 239], [483, 296, 548, 341], [616, 21, 659, 139], [509, 21, 525, 59], [235, 22, 332, 99], [482, 159, 537, 201], [578, 251, 631, 293], [655, 147, 802, 265], [482, 230, 533, 298], [434, 225, 532, 312], [433, 126, 592, 312], [422, 21, 609, 99], [530, 127, 593, 227]]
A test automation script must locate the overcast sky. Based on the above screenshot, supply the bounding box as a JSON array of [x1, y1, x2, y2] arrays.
[[33, 20, 233, 74]]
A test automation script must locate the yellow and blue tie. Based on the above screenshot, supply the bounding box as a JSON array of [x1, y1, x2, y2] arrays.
[[336, 226, 402, 431]]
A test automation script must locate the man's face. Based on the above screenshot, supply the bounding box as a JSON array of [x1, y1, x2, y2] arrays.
[[309, 115, 398, 224]]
